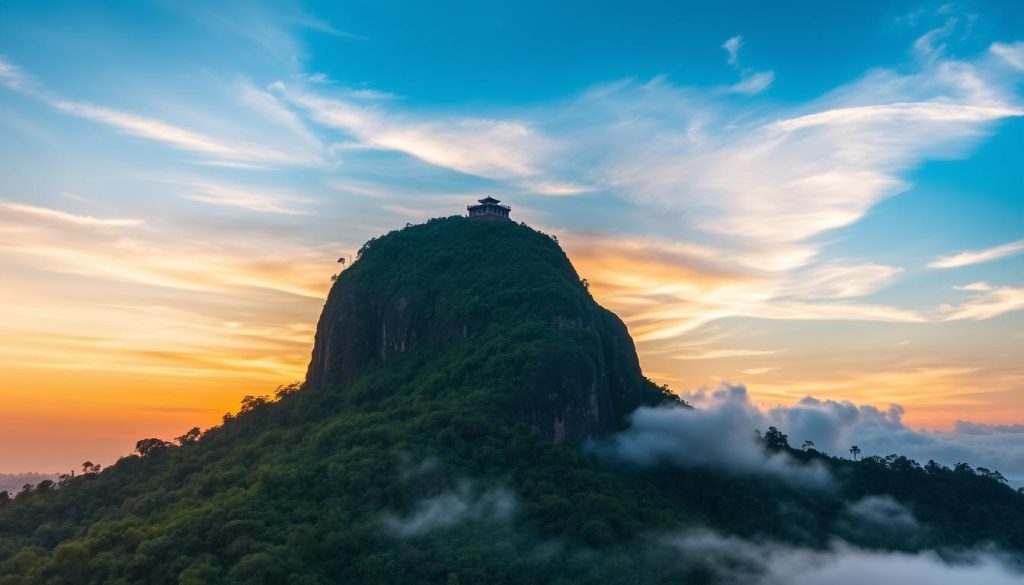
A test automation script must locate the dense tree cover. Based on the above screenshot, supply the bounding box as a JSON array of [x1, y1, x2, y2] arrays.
[[1, 217, 1021, 584]]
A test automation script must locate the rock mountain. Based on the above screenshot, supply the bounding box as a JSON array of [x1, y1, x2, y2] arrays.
[[305, 216, 660, 442]]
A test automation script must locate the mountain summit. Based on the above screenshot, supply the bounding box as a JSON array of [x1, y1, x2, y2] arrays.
[[1, 215, 1021, 584], [305, 216, 661, 443]]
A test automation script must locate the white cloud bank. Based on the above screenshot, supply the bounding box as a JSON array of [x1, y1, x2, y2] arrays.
[[664, 529, 1023, 585], [721, 388, 1024, 485], [765, 393, 1024, 485], [596, 384, 832, 487], [600, 383, 1024, 486]]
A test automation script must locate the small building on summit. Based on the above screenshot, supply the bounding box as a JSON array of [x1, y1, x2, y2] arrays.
[[467, 196, 511, 221]]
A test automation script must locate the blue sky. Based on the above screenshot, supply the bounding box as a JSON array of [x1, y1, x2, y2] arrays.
[[0, 0, 1021, 473]]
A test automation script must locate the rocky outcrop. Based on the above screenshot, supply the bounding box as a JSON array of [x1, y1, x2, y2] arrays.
[[515, 308, 644, 443], [304, 217, 647, 443], [305, 287, 465, 388]]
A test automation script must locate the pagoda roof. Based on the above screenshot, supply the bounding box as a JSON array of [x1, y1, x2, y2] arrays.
[[477, 196, 502, 204]]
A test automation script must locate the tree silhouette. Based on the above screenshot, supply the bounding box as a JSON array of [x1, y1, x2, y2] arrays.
[[954, 462, 974, 474], [275, 382, 302, 399], [175, 427, 202, 446], [81, 461, 101, 474], [801, 440, 815, 451], [135, 438, 172, 457], [849, 445, 861, 460], [763, 426, 789, 450], [239, 395, 271, 414]]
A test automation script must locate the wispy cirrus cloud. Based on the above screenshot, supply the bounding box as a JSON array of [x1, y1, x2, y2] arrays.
[[0, 56, 27, 90], [518, 180, 594, 196], [721, 34, 775, 95], [670, 348, 781, 361], [566, 235, 921, 343], [573, 28, 1021, 259], [0, 202, 144, 228], [729, 70, 776, 96], [176, 180, 310, 215], [991, 41, 1024, 70], [542, 25, 1023, 343], [50, 99, 313, 166], [940, 284, 1024, 321], [0, 194, 337, 471], [680, 98, 1017, 245], [0, 199, 332, 440], [722, 36, 743, 67], [572, 231, 1021, 344], [272, 81, 549, 179], [912, 16, 958, 63], [237, 81, 324, 153], [740, 300, 928, 324], [779, 263, 904, 300], [0, 57, 326, 168], [929, 239, 1024, 268], [0, 200, 332, 298], [169, 1, 363, 66]]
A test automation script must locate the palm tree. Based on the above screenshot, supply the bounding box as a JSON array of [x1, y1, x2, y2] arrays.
[[849, 445, 861, 461]]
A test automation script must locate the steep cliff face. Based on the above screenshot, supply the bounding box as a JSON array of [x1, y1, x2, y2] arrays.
[[305, 286, 463, 388], [304, 216, 649, 442]]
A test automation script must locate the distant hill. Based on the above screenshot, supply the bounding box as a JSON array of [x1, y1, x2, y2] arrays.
[[1, 216, 1021, 584], [0, 473, 58, 496]]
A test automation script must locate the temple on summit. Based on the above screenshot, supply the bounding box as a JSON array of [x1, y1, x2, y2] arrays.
[[467, 196, 511, 221]]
